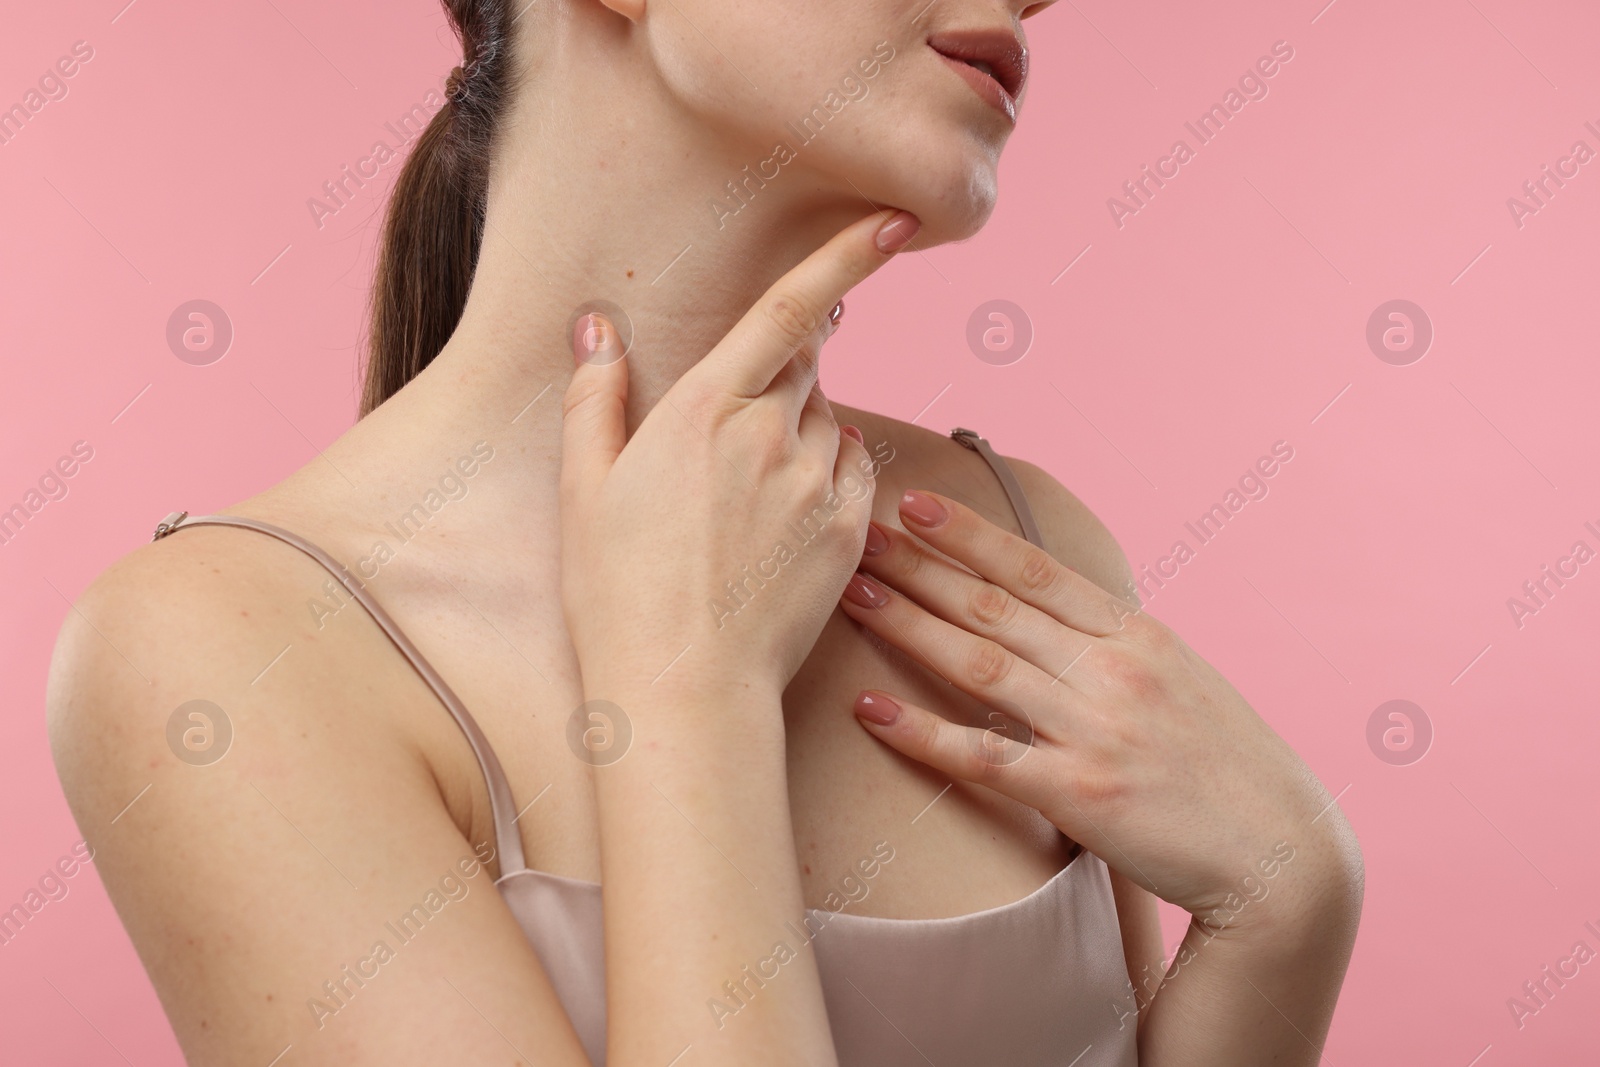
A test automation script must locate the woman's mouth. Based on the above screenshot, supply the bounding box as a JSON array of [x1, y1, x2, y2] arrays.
[[927, 28, 1028, 123]]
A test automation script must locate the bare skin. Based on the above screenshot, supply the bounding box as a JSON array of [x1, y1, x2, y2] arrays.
[[47, 365, 1160, 1063], [46, 0, 1360, 1060]]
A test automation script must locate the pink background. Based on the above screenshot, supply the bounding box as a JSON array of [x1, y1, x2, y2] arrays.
[[4, 0, 1597, 1062]]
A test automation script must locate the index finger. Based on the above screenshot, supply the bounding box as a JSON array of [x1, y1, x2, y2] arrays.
[[692, 209, 920, 398], [895, 490, 1138, 638]]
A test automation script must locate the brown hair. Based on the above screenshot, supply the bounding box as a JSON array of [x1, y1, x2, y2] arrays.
[[360, 0, 517, 417]]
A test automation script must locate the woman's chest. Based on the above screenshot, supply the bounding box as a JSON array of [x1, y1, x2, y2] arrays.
[[407, 580, 1072, 921]]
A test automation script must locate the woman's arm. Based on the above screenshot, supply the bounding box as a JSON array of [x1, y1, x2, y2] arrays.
[[557, 211, 920, 1065], [1004, 460, 1362, 1058], [1132, 857, 1363, 1064], [837, 488, 1362, 1066], [581, 678, 825, 1063], [47, 538, 597, 1066]]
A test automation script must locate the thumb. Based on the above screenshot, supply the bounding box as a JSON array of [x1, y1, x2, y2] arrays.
[[560, 312, 629, 504]]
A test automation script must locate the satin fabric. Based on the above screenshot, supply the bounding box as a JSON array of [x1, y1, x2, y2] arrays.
[[498, 853, 1140, 1066]]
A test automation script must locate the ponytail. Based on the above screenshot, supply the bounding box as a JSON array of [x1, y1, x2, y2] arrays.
[[361, 0, 516, 417]]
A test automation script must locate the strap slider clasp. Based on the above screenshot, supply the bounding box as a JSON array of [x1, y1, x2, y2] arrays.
[[152, 511, 189, 541], [950, 427, 985, 451]]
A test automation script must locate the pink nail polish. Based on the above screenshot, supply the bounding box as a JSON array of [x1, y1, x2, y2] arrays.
[[862, 522, 889, 557], [854, 691, 901, 725], [572, 313, 616, 365], [875, 211, 921, 254], [900, 491, 948, 528], [843, 572, 890, 608], [842, 424, 865, 445]]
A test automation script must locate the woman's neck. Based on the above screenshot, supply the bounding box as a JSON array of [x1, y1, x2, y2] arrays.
[[405, 16, 887, 445], [318, 9, 897, 533]]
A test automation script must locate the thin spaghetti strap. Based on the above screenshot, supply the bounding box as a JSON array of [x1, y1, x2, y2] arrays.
[[150, 511, 529, 876], [949, 429, 1045, 548]]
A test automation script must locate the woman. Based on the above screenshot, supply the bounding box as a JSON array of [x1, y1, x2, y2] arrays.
[[46, 0, 1362, 1063]]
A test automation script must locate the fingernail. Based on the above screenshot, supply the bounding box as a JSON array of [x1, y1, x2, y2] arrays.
[[841, 424, 865, 445], [830, 300, 846, 330], [854, 691, 901, 726], [875, 211, 921, 254], [843, 572, 890, 608], [862, 521, 889, 557], [572, 312, 617, 365], [900, 491, 948, 528]]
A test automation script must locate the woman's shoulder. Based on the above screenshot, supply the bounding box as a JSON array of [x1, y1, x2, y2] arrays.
[[846, 410, 1136, 600], [997, 453, 1139, 602], [44, 494, 413, 812], [52, 496, 321, 666], [41, 500, 570, 1062], [49, 504, 297, 690]]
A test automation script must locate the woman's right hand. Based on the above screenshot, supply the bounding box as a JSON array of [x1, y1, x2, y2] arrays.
[[560, 209, 921, 1065], [559, 210, 920, 700]]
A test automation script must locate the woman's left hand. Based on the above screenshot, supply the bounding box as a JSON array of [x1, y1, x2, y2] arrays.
[[838, 490, 1361, 929]]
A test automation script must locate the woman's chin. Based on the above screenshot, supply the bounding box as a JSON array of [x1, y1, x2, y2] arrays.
[[902, 173, 1000, 248]]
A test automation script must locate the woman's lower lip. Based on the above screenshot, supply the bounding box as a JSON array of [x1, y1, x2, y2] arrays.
[[934, 51, 1016, 123]]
